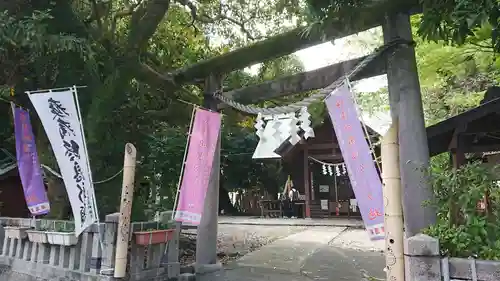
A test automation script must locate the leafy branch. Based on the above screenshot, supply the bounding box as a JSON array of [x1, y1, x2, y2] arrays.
[[0, 10, 95, 86], [305, 0, 500, 51], [425, 159, 500, 259], [175, 0, 266, 41]]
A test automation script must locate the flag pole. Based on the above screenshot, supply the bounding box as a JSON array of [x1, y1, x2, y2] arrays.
[[25, 85, 87, 95], [171, 105, 197, 220], [71, 86, 99, 221]]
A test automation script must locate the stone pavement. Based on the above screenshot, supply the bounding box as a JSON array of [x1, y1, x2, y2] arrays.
[[196, 227, 385, 281], [233, 227, 345, 271], [218, 216, 364, 228]]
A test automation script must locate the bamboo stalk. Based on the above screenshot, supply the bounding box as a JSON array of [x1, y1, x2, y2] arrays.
[[381, 123, 405, 281], [114, 143, 137, 278]]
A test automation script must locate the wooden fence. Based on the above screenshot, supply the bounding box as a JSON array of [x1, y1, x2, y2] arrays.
[[406, 234, 500, 281], [0, 214, 180, 281]]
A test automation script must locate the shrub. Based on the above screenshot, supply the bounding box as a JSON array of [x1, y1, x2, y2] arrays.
[[424, 155, 500, 259]]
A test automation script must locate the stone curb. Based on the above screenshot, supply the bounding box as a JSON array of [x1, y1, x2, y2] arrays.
[[181, 263, 224, 275], [218, 221, 365, 229]]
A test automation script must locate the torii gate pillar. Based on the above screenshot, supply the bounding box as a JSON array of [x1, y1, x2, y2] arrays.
[[196, 75, 222, 266], [383, 13, 436, 237]]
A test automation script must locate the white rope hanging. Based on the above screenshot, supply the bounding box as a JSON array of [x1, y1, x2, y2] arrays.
[[311, 155, 381, 177], [320, 161, 347, 177]]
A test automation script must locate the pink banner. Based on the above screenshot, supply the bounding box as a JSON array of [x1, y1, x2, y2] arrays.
[[175, 108, 222, 225]]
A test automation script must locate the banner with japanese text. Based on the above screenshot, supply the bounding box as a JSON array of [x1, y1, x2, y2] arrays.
[[28, 90, 98, 236], [11, 104, 50, 216], [175, 108, 222, 226], [325, 84, 385, 240]]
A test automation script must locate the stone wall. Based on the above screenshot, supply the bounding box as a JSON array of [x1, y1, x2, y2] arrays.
[[406, 234, 500, 281], [0, 215, 180, 281]]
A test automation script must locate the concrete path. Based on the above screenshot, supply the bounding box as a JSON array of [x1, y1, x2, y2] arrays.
[[218, 216, 363, 228], [302, 245, 385, 281], [234, 227, 346, 272], [197, 227, 385, 281]]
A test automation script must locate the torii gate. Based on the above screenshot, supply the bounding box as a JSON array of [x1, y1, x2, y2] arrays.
[[179, 4, 435, 272]]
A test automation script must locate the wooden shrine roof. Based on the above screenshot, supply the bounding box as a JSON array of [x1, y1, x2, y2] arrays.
[[427, 89, 500, 156]]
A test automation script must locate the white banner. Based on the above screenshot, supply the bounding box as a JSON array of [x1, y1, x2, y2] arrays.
[[28, 89, 98, 236]]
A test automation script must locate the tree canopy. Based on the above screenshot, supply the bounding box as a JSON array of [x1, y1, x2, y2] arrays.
[[306, 0, 499, 52], [1, 0, 498, 222], [0, 0, 309, 219], [354, 15, 499, 126]]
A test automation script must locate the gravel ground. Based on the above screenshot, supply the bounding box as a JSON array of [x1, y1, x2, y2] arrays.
[[180, 224, 308, 264]]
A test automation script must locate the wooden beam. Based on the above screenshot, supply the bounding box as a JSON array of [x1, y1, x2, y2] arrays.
[[313, 154, 343, 161], [448, 125, 467, 151], [223, 55, 386, 104], [171, 0, 420, 84], [427, 99, 500, 139], [463, 144, 500, 153], [308, 143, 339, 150], [303, 146, 311, 218]]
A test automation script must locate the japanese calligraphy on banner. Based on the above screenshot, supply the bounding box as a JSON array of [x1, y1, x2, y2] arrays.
[[325, 84, 385, 240], [175, 108, 222, 226], [28, 89, 98, 236], [11, 104, 50, 216]]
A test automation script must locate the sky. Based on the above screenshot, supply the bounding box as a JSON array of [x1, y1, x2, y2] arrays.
[[295, 41, 387, 91], [292, 34, 392, 134]]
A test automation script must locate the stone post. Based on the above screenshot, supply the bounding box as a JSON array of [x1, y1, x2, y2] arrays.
[[196, 75, 222, 268], [405, 234, 441, 281], [383, 12, 436, 237], [100, 213, 119, 276], [167, 222, 181, 278]]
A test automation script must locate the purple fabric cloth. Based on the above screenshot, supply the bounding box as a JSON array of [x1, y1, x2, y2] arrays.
[[12, 105, 50, 216], [325, 84, 385, 240]]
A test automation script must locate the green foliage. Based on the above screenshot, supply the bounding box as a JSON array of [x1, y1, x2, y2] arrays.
[[0, 0, 338, 221], [37, 220, 75, 232], [304, 0, 364, 22], [0, 9, 95, 86], [413, 17, 499, 125], [135, 126, 188, 220], [134, 122, 286, 221], [355, 16, 499, 126], [305, 0, 500, 52], [419, 0, 499, 51], [198, 0, 307, 47], [424, 158, 500, 259], [221, 126, 285, 194], [355, 88, 389, 116]]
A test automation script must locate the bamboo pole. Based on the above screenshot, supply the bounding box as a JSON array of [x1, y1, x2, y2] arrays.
[[114, 143, 137, 278], [381, 123, 405, 281]]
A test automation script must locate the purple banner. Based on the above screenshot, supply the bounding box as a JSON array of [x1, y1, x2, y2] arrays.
[[325, 84, 384, 240], [12, 104, 50, 216]]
